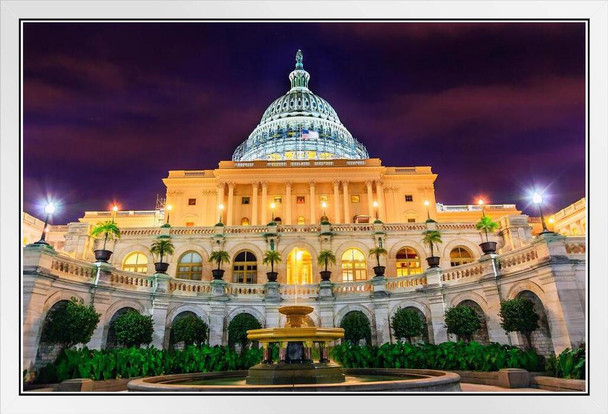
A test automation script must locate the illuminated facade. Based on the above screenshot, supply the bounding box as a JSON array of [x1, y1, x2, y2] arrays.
[[22, 51, 586, 375]]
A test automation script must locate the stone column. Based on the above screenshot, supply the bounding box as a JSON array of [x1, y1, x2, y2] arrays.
[[319, 302, 335, 328], [216, 183, 225, 224], [309, 181, 316, 224], [372, 298, 391, 345], [428, 291, 448, 344], [376, 180, 385, 221], [333, 180, 341, 223], [261, 181, 268, 224], [226, 182, 235, 226], [208, 303, 227, 346], [482, 282, 510, 344], [342, 180, 350, 224], [366, 180, 374, 219], [251, 182, 259, 225], [285, 181, 292, 225], [150, 299, 169, 348]]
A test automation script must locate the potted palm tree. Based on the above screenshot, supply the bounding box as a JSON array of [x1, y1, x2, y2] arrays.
[[263, 250, 282, 282], [422, 229, 442, 268], [209, 250, 231, 280], [90, 221, 121, 262], [317, 250, 336, 281], [149, 236, 175, 273], [369, 247, 388, 277], [476, 215, 499, 254]]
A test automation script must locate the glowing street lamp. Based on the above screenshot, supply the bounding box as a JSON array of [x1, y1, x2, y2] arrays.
[[111, 205, 119, 223], [424, 200, 431, 220], [478, 198, 486, 217], [35, 202, 55, 245], [218, 203, 224, 224], [532, 192, 549, 233], [373, 200, 379, 220], [321, 201, 327, 217], [270, 202, 276, 221], [165, 204, 173, 225]]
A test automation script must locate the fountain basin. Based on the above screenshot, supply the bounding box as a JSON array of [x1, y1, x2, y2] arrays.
[[127, 368, 462, 392]]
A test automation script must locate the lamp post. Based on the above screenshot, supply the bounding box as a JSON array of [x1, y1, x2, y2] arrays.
[[321, 201, 327, 218], [532, 192, 549, 233], [373, 200, 379, 220], [111, 205, 118, 222], [35, 202, 55, 245], [424, 200, 430, 220], [165, 204, 172, 226], [478, 199, 485, 217], [270, 202, 276, 221], [218, 203, 224, 224]]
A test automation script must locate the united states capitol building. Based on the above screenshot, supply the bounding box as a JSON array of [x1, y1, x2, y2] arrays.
[[22, 51, 586, 371]]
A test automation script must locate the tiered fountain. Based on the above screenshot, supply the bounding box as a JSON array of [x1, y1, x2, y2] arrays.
[[128, 304, 461, 392]]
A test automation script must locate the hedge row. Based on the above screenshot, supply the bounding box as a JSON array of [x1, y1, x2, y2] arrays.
[[330, 341, 546, 372]]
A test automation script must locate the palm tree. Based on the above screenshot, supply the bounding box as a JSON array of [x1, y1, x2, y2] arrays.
[[476, 215, 499, 243], [317, 250, 336, 281], [209, 250, 231, 271], [369, 247, 388, 268], [90, 221, 121, 251], [422, 230, 442, 257], [263, 250, 282, 273], [149, 237, 175, 264]]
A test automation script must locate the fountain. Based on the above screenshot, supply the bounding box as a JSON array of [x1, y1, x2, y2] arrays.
[[127, 304, 462, 392]]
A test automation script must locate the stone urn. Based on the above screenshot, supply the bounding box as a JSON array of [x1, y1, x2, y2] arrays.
[[373, 266, 385, 277], [426, 256, 440, 268], [320, 270, 332, 281], [479, 241, 497, 254], [154, 262, 169, 273], [212, 269, 225, 280], [266, 271, 278, 282], [94, 249, 113, 263]]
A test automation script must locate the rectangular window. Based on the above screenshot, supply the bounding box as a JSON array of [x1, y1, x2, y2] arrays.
[[408, 218, 416, 223], [351, 195, 360, 203], [188, 198, 197, 205], [274, 196, 282, 204], [186, 222, 194, 227], [242, 197, 250, 205], [405, 195, 413, 202], [297, 196, 305, 204]]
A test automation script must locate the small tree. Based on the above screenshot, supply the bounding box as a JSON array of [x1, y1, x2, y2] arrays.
[[368, 247, 387, 268], [391, 307, 424, 344], [444, 305, 481, 342], [90, 221, 121, 251], [476, 215, 499, 243], [40, 298, 101, 350], [228, 313, 262, 351], [422, 229, 442, 257], [262, 250, 282, 273], [499, 298, 540, 350], [171, 314, 208, 346], [149, 236, 175, 263], [113, 310, 154, 348], [317, 249, 336, 272], [340, 311, 372, 345], [209, 250, 231, 271]]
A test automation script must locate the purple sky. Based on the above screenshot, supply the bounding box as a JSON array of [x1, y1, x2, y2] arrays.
[[23, 22, 586, 224]]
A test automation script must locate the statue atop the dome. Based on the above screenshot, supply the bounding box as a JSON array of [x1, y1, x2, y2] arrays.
[[295, 49, 303, 69]]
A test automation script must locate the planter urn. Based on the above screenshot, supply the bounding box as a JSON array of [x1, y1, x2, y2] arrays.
[[479, 241, 497, 254], [212, 269, 225, 280], [266, 271, 278, 282], [154, 262, 169, 273], [426, 256, 440, 268], [372, 266, 386, 277], [320, 270, 332, 281], [94, 249, 113, 263]]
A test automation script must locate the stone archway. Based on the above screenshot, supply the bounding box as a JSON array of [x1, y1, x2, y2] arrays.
[[35, 300, 71, 368], [457, 300, 490, 344], [104, 307, 138, 349], [516, 290, 555, 356]]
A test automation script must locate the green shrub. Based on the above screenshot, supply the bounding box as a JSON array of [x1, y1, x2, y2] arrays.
[[171, 314, 208, 346], [444, 305, 481, 342], [499, 298, 540, 350], [545, 345, 585, 379], [113, 310, 154, 348], [40, 298, 101, 350], [227, 313, 261, 350], [391, 307, 424, 344], [340, 311, 372, 345]]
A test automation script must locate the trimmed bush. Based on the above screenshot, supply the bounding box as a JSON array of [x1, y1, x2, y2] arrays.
[[340, 311, 372, 345], [40, 298, 101, 350], [227, 313, 261, 350], [499, 298, 540, 350], [444, 305, 481, 342], [391, 307, 424, 344], [171, 314, 208, 346], [113, 310, 154, 348]]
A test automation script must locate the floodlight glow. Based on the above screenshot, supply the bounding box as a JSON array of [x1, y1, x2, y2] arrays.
[[532, 193, 543, 204], [548, 218, 555, 224], [373, 201, 378, 208], [112, 205, 119, 212], [218, 204, 224, 210], [321, 201, 327, 208], [270, 202, 276, 209], [424, 200, 430, 207], [44, 203, 55, 215], [478, 199, 484, 206], [167, 204, 173, 211]]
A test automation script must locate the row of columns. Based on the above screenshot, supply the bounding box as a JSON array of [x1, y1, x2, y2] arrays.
[[217, 180, 386, 225]]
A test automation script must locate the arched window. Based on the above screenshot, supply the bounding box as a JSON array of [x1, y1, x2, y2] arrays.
[[341, 248, 367, 282], [176, 251, 203, 280], [297, 216, 306, 225], [233, 251, 258, 283], [450, 246, 474, 267], [122, 252, 148, 273], [396, 247, 422, 276], [241, 217, 250, 226], [287, 248, 312, 284]]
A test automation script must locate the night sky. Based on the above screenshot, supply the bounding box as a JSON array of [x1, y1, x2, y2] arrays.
[[23, 22, 586, 224]]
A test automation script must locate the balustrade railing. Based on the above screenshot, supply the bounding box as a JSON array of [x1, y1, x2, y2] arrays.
[[564, 236, 586, 257], [50, 256, 96, 280], [225, 283, 266, 296], [109, 269, 154, 289], [385, 275, 427, 292], [441, 262, 484, 283], [120, 228, 161, 237], [498, 245, 541, 272], [169, 279, 212, 294], [279, 284, 320, 298], [333, 280, 372, 295]]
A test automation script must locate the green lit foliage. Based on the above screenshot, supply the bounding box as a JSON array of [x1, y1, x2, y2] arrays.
[[209, 250, 231, 270], [368, 247, 387, 268], [499, 298, 540, 350], [317, 249, 336, 272], [227, 313, 262, 351], [90, 221, 121, 251], [262, 250, 282, 273], [149, 237, 175, 263], [545, 345, 585, 379], [340, 311, 372, 345], [476, 215, 499, 242], [40, 298, 101, 350], [112, 310, 154, 348], [391, 307, 424, 344], [444, 305, 482, 342], [171, 314, 209, 346], [422, 229, 443, 257]]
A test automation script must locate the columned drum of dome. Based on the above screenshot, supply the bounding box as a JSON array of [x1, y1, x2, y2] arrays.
[[232, 50, 369, 162]]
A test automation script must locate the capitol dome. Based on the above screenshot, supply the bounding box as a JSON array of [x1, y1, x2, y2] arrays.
[[232, 50, 369, 161]]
